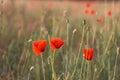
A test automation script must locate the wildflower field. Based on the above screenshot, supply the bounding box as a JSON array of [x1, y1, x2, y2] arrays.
[[0, 0, 120, 80]]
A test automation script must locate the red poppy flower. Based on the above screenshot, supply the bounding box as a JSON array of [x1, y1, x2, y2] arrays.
[[82, 48, 94, 60], [0, 3, 3, 8], [107, 10, 112, 16], [29, 0, 35, 9], [91, 9, 95, 15], [32, 40, 46, 55], [86, 2, 91, 8], [97, 17, 103, 24], [50, 37, 64, 50], [84, 8, 89, 14], [48, 2, 54, 9]]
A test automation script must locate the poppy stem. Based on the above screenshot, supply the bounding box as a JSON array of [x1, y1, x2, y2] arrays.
[[66, 18, 70, 47], [48, 35, 56, 79], [79, 57, 85, 79], [51, 50, 56, 80], [86, 30, 89, 47], [28, 66, 34, 80], [71, 23, 86, 79], [35, 57, 41, 80], [41, 55, 46, 80], [112, 47, 119, 80], [87, 61, 91, 80]]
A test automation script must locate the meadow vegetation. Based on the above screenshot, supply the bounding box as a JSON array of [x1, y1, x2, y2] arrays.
[[0, 0, 120, 80]]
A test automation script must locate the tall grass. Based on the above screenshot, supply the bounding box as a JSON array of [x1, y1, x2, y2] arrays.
[[0, 0, 120, 80]]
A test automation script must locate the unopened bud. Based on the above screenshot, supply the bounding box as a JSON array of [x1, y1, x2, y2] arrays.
[[72, 29, 77, 34], [30, 66, 34, 71]]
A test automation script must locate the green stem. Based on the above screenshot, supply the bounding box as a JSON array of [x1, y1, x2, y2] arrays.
[[112, 48, 119, 80], [41, 55, 46, 80], [66, 19, 69, 47], [51, 50, 56, 80], [71, 25, 85, 79]]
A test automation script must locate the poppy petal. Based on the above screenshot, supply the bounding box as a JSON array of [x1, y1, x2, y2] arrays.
[[82, 48, 94, 61], [50, 37, 64, 50], [32, 40, 46, 55]]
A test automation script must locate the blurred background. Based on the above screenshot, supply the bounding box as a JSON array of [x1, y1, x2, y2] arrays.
[[0, 0, 120, 80]]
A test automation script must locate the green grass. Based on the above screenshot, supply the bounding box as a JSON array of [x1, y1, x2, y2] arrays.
[[0, 1, 120, 80]]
